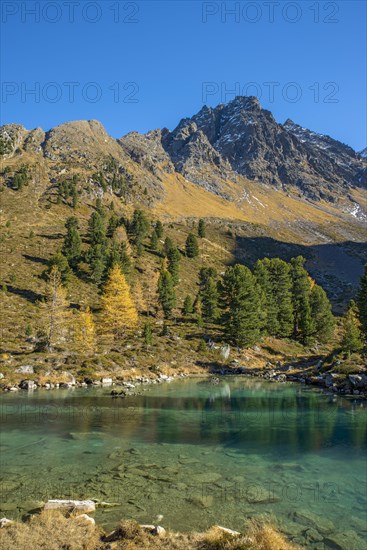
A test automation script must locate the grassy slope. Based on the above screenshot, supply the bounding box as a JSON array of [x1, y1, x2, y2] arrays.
[[0, 150, 365, 369]]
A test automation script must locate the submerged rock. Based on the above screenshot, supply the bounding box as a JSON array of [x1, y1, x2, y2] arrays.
[[324, 531, 367, 550], [192, 472, 222, 484], [293, 509, 334, 533], [187, 495, 214, 509]]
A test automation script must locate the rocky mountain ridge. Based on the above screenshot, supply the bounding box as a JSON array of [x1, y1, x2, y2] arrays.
[[1, 96, 366, 212]]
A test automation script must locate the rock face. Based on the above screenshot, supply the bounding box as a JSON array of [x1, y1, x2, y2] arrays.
[[160, 96, 366, 202], [1, 96, 366, 210]]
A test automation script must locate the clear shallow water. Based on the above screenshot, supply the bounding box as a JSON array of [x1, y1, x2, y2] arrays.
[[0, 377, 366, 548]]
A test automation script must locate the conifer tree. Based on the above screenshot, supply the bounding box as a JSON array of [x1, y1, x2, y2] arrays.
[[291, 256, 314, 345], [341, 301, 364, 354], [45, 252, 71, 286], [155, 220, 164, 239], [164, 236, 175, 256], [199, 267, 217, 287], [86, 244, 106, 285], [105, 240, 131, 277], [95, 197, 106, 218], [158, 269, 176, 318], [254, 258, 293, 338], [150, 230, 159, 251], [194, 295, 203, 318], [221, 264, 262, 347], [88, 211, 106, 246], [130, 209, 149, 245], [42, 265, 70, 351], [198, 219, 206, 238], [142, 322, 153, 348], [107, 212, 119, 238], [100, 264, 138, 340], [357, 264, 367, 340], [62, 217, 81, 268], [310, 284, 335, 343], [183, 295, 194, 316], [167, 245, 181, 284], [74, 306, 96, 354], [201, 276, 220, 322], [186, 232, 199, 258]]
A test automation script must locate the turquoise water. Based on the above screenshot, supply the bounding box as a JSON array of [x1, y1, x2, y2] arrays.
[[0, 377, 366, 548]]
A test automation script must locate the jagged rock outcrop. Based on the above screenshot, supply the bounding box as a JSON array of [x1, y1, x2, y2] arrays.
[[159, 96, 366, 202], [1, 97, 366, 207]]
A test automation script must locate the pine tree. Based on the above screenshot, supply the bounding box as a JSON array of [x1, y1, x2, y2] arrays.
[[254, 258, 293, 338], [95, 197, 106, 218], [105, 240, 131, 277], [199, 267, 217, 287], [107, 212, 119, 238], [183, 295, 193, 316], [44, 252, 71, 286], [357, 264, 367, 340], [150, 230, 158, 250], [341, 301, 364, 353], [158, 270, 176, 318], [88, 211, 106, 245], [201, 276, 220, 322], [142, 322, 153, 348], [100, 264, 138, 340], [86, 243, 106, 285], [221, 264, 262, 347], [155, 220, 164, 238], [310, 284, 335, 343], [291, 256, 314, 345], [167, 245, 181, 284], [198, 219, 206, 238], [130, 209, 149, 245], [164, 236, 175, 256], [74, 307, 96, 354], [42, 266, 70, 351], [186, 232, 199, 258], [62, 217, 81, 268]]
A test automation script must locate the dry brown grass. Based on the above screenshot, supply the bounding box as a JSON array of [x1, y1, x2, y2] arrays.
[[0, 514, 302, 550], [0, 510, 101, 550]]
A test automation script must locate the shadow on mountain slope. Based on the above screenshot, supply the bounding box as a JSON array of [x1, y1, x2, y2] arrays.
[[234, 236, 367, 311]]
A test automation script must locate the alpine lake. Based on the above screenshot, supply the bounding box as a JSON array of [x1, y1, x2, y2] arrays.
[[1, 377, 366, 549]]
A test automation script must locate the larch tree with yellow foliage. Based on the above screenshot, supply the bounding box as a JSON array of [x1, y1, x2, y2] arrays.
[[74, 306, 96, 354], [100, 264, 138, 341]]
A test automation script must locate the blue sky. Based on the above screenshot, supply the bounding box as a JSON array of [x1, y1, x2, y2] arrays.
[[1, 1, 366, 150]]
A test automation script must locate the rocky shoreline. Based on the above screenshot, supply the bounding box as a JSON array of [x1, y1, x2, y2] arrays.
[[1, 360, 367, 399]]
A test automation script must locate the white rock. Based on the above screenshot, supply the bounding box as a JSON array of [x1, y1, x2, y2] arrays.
[[101, 377, 113, 385], [75, 514, 95, 526], [44, 500, 96, 513], [0, 518, 14, 528], [15, 365, 34, 374], [62, 371, 76, 385], [155, 525, 166, 537], [214, 525, 240, 536]]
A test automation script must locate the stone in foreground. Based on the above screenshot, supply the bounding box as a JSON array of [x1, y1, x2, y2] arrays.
[[44, 500, 96, 513]]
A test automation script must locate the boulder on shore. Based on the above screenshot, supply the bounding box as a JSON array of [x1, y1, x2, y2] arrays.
[[44, 500, 95, 514]]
